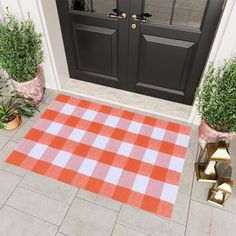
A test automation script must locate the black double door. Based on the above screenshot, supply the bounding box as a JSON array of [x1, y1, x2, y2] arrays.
[[56, 0, 224, 105]]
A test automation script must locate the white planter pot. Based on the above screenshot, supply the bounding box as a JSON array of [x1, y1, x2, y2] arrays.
[[11, 68, 44, 104]]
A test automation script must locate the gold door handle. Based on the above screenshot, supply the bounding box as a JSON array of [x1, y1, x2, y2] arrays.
[[131, 14, 149, 23], [108, 12, 127, 19]]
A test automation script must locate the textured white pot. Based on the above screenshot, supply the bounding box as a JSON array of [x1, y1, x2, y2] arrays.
[[11, 68, 44, 105]]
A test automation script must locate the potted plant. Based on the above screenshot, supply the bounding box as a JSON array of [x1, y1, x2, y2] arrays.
[[195, 59, 236, 148], [0, 78, 38, 130], [0, 12, 44, 105]]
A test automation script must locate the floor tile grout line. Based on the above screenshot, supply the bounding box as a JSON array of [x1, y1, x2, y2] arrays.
[[77, 189, 187, 227], [76, 193, 122, 213], [184, 142, 202, 236], [55, 232, 69, 236], [75, 194, 119, 214], [2, 163, 68, 229], [184, 175, 195, 236], [115, 222, 152, 236], [118, 202, 187, 228], [7, 118, 29, 140], [0, 133, 12, 141], [110, 200, 122, 235], [18, 183, 75, 206], [10, 119, 36, 143], [0, 138, 16, 151], [191, 199, 236, 215], [0, 168, 24, 178], [2, 166, 28, 207], [209, 205, 213, 236], [4, 204, 60, 229], [56, 188, 80, 235]]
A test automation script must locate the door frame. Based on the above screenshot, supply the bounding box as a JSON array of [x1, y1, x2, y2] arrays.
[[1, 0, 235, 124]]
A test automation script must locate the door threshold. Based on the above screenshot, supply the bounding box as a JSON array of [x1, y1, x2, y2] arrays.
[[60, 78, 192, 123]]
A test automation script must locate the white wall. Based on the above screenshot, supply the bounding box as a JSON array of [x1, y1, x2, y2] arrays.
[[214, 1, 236, 63], [38, 0, 69, 88], [190, 0, 236, 125], [0, 0, 59, 90]]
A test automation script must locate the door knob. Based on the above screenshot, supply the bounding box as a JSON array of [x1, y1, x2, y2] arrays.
[[121, 13, 127, 18]]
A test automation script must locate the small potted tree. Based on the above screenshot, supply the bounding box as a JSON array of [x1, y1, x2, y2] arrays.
[[0, 12, 44, 104], [0, 77, 38, 130], [196, 59, 236, 148]]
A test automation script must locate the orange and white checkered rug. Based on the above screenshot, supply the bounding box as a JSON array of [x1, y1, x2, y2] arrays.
[[6, 94, 191, 218]]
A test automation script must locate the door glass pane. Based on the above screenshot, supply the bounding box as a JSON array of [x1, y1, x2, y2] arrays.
[[145, 0, 208, 28], [173, 0, 208, 28], [69, 0, 116, 15], [145, 0, 174, 25], [68, 0, 73, 8], [91, 0, 116, 14]]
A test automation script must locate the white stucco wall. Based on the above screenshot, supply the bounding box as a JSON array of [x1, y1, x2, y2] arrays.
[[38, 0, 69, 88]]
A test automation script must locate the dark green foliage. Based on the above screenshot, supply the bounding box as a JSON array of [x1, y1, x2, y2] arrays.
[[196, 59, 236, 132], [0, 12, 44, 82], [0, 78, 38, 129]]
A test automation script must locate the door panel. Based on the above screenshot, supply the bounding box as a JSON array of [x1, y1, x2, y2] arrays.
[[56, 0, 129, 89], [138, 35, 196, 91], [73, 24, 118, 76]]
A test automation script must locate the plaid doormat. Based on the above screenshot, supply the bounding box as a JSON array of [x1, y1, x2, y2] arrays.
[[6, 94, 191, 218]]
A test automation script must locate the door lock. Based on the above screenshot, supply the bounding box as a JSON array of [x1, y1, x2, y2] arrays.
[[131, 24, 137, 29]]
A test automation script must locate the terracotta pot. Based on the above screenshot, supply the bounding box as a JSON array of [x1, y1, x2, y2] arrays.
[[4, 115, 21, 131], [199, 120, 235, 148], [11, 68, 44, 105]]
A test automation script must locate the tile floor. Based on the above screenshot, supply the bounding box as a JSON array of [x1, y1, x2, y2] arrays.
[[0, 89, 235, 236]]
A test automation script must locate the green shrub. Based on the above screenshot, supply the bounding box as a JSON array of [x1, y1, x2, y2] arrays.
[[0, 77, 38, 129], [0, 13, 44, 82], [196, 59, 236, 132]]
